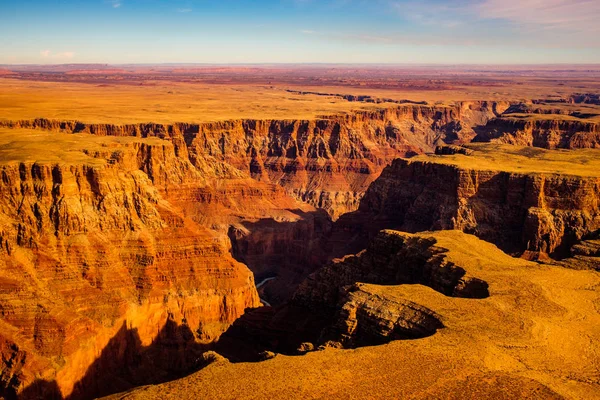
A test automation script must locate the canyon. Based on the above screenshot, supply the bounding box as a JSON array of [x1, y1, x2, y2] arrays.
[[334, 143, 600, 260], [0, 100, 506, 219], [0, 67, 599, 399], [107, 230, 600, 400]]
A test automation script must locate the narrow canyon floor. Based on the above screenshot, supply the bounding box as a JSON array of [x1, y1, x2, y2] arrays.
[[0, 66, 599, 400]]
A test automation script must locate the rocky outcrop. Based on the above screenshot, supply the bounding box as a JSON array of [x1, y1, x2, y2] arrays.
[[294, 230, 489, 316], [323, 283, 444, 348], [531, 94, 600, 105], [0, 101, 504, 219], [475, 116, 600, 149], [0, 137, 262, 399], [294, 230, 489, 348], [552, 231, 600, 270], [215, 231, 488, 359], [112, 230, 600, 400], [334, 146, 600, 259]]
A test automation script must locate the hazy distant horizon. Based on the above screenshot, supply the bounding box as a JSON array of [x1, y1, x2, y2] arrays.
[[2, 62, 600, 68]]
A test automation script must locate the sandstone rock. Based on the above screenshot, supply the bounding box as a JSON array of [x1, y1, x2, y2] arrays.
[[435, 145, 474, 156], [257, 351, 276, 361], [296, 342, 314, 354], [334, 144, 600, 258], [200, 351, 228, 365], [323, 283, 444, 348], [0, 101, 502, 219], [475, 115, 600, 149], [0, 132, 263, 399], [109, 230, 600, 400]]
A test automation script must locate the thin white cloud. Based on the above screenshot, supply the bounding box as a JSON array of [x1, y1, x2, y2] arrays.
[[40, 50, 51, 57], [388, 1, 464, 33], [387, 0, 600, 47], [300, 30, 316, 34], [476, 0, 600, 33], [177, 8, 192, 13], [108, 0, 121, 8]]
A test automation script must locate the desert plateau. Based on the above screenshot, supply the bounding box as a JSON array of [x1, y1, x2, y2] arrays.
[[1, 0, 600, 399]]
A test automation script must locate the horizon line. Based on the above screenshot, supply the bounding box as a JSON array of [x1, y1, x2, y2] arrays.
[[2, 62, 600, 67]]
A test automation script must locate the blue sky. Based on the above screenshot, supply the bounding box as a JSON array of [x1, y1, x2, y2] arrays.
[[1, 0, 599, 64]]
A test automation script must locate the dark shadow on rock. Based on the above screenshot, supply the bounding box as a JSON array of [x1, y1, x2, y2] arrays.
[[18, 318, 214, 400], [214, 304, 328, 363], [7, 379, 62, 400], [228, 208, 332, 306]]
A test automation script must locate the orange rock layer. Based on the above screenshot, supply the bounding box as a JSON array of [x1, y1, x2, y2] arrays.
[[334, 149, 600, 259], [0, 101, 506, 219], [0, 138, 264, 399]]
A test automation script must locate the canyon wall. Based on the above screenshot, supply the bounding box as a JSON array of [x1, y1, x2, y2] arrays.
[[0, 138, 263, 399], [293, 230, 488, 348], [1, 101, 505, 219], [117, 229, 600, 400], [333, 149, 600, 259], [475, 117, 600, 149]]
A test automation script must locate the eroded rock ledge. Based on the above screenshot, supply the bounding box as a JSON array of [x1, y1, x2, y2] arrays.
[[217, 230, 489, 357], [0, 101, 504, 219], [0, 133, 268, 399], [109, 230, 600, 400], [334, 144, 600, 259]]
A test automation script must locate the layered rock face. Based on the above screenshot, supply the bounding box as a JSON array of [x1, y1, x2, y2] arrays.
[[294, 230, 488, 348], [476, 116, 600, 149], [214, 230, 488, 358], [474, 101, 600, 149], [228, 209, 332, 305], [1, 101, 504, 219], [113, 230, 600, 400], [0, 134, 262, 399], [334, 144, 600, 259]]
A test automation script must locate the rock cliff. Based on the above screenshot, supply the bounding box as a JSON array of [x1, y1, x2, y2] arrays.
[[474, 100, 600, 149], [293, 230, 488, 348], [0, 132, 264, 399], [475, 116, 600, 149], [109, 230, 600, 400], [333, 144, 600, 259], [1, 101, 504, 219]]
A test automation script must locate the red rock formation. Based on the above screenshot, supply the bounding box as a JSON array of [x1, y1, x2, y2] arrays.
[[333, 148, 600, 259], [475, 116, 600, 149], [0, 101, 504, 219], [295, 230, 489, 317], [215, 230, 488, 360], [0, 138, 262, 398]]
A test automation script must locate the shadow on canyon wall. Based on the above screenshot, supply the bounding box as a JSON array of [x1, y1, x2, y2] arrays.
[[17, 318, 213, 400], [228, 208, 333, 306]]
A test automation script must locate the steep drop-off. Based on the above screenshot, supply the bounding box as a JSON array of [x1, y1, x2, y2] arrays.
[[476, 116, 600, 149], [110, 230, 600, 400], [1, 101, 505, 219], [474, 101, 600, 149], [0, 132, 270, 399], [333, 144, 600, 259]]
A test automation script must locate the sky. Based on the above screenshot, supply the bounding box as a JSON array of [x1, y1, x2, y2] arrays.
[[1, 0, 599, 64]]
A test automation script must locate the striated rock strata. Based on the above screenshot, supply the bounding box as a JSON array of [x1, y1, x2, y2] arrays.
[[1, 101, 505, 219], [475, 116, 600, 149], [0, 132, 266, 399], [333, 144, 600, 259], [110, 230, 600, 400]]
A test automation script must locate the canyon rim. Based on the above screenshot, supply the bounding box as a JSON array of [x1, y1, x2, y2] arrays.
[[1, 1, 600, 399]]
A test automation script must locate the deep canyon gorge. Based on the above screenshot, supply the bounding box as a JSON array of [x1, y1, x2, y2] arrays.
[[0, 69, 600, 399]]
